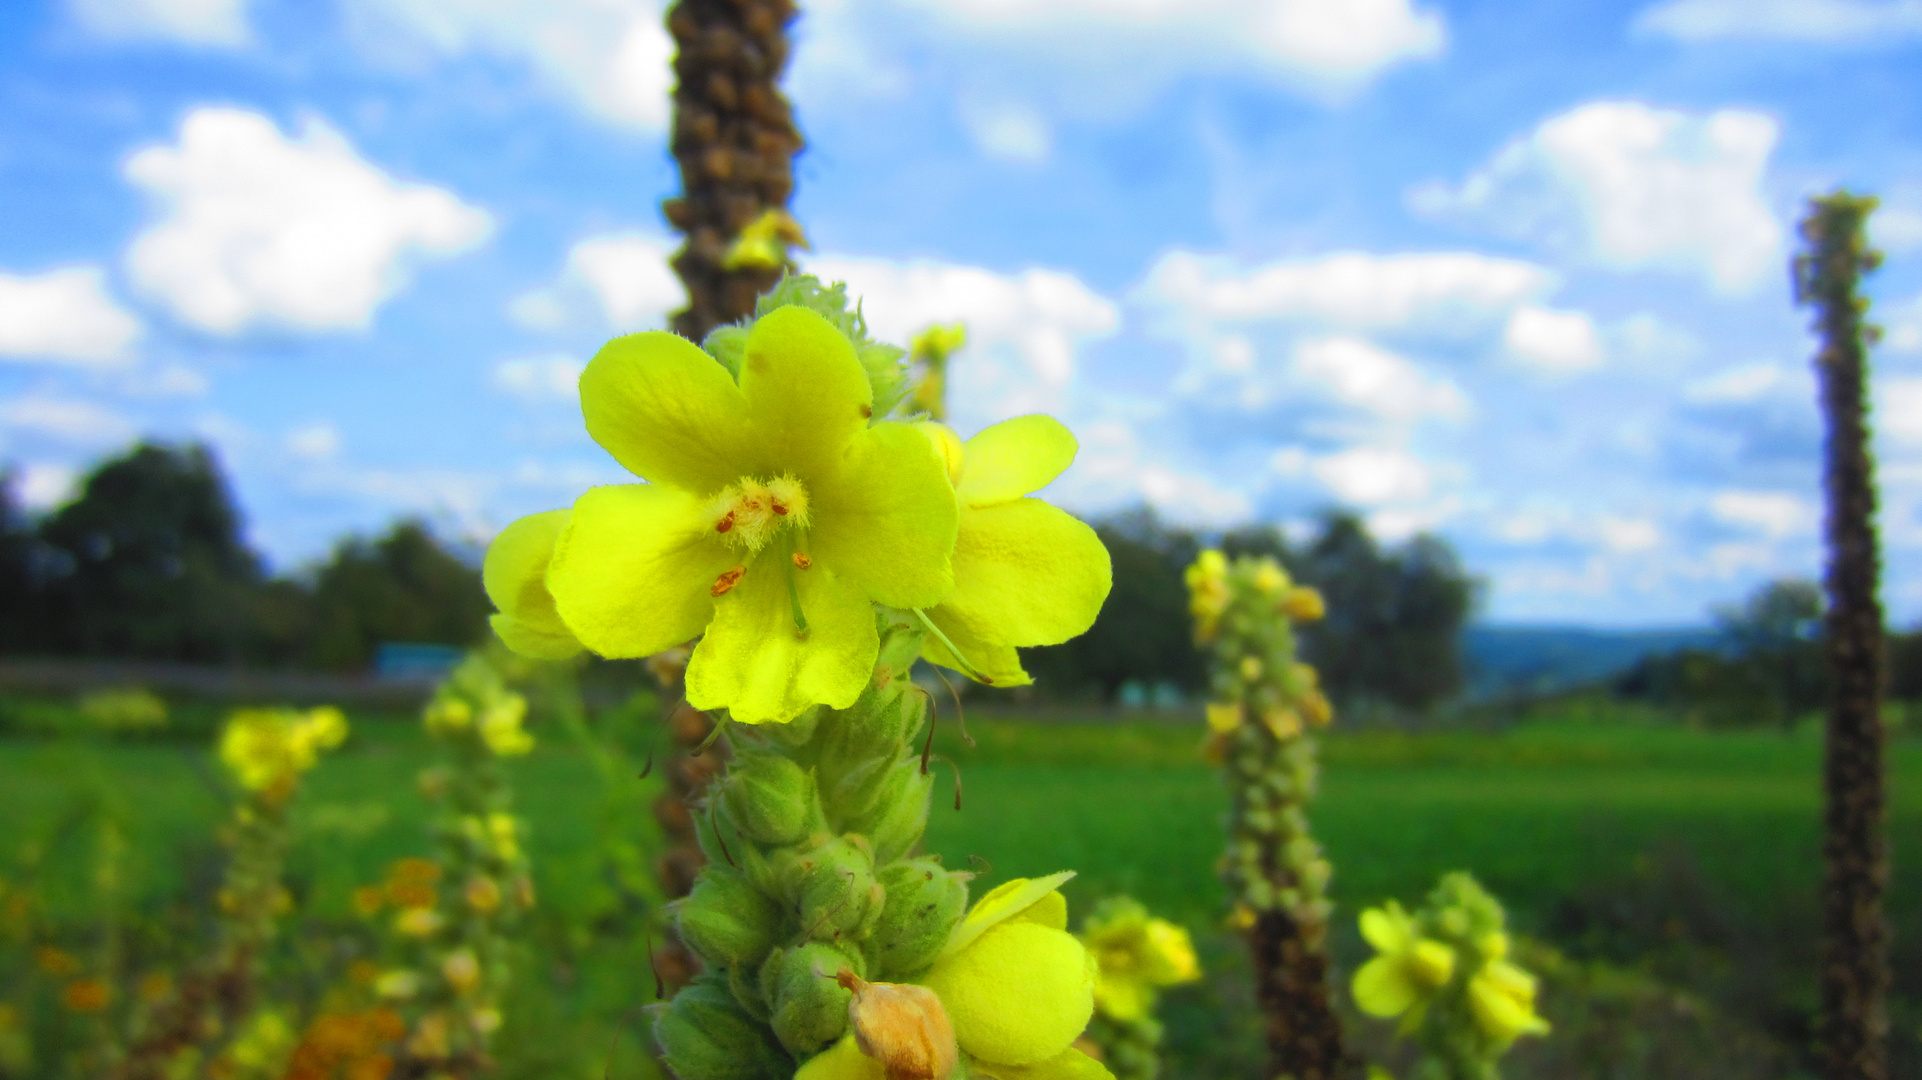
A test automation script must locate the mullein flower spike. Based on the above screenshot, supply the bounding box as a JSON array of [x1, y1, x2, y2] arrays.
[[1185, 550, 1343, 1080], [1353, 873, 1547, 1080]]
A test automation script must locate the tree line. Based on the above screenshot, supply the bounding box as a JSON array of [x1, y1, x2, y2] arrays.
[[0, 441, 1482, 712]]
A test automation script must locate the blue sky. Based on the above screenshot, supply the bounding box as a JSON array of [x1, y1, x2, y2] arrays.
[[4, 0, 1922, 626]]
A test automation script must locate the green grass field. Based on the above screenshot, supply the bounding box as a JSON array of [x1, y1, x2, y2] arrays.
[[3, 704, 1919, 1078]]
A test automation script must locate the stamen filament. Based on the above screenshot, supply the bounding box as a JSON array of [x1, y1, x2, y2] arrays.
[[910, 609, 993, 684], [787, 561, 810, 637]]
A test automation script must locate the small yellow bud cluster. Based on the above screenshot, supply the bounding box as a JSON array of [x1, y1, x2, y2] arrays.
[[1353, 872, 1548, 1078], [218, 706, 348, 800]]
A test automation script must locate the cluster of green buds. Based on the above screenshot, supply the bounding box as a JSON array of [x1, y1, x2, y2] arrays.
[[1352, 873, 1548, 1080], [906, 323, 966, 422], [1075, 898, 1200, 1080], [369, 653, 536, 1075], [481, 276, 1114, 1080], [120, 706, 347, 1080], [1184, 550, 1344, 1080]]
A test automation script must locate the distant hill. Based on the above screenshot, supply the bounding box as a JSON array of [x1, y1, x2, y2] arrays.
[[1462, 624, 1721, 698]]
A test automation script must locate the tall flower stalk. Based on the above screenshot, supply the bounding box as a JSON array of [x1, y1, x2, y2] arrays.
[[372, 652, 537, 1078], [1795, 191, 1890, 1080], [484, 275, 1112, 1080], [1185, 550, 1343, 1080], [663, 0, 805, 339], [119, 707, 347, 1080]]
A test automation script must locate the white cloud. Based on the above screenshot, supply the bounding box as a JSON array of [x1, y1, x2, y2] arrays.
[[123, 107, 493, 334], [1412, 101, 1782, 292], [0, 396, 135, 446], [1711, 489, 1815, 537], [1635, 0, 1922, 42], [1599, 516, 1663, 553], [1872, 204, 1922, 253], [877, 0, 1444, 99], [1293, 336, 1469, 423], [1880, 376, 1922, 444], [1312, 445, 1432, 505], [511, 232, 684, 332], [959, 99, 1052, 164], [494, 353, 585, 400], [1065, 420, 1252, 524], [14, 462, 79, 511], [0, 266, 142, 366], [1886, 292, 1922, 353], [1502, 305, 1603, 371], [808, 254, 1119, 422], [348, 0, 672, 129], [1685, 363, 1786, 403], [284, 421, 341, 461], [1135, 250, 1548, 331], [69, 0, 251, 46]]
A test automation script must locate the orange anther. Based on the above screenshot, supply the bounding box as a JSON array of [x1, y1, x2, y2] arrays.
[[711, 567, 746, 596], [793, 553, 811, 569], [715, 512, 735, 534], [772, 500, 789, 516]]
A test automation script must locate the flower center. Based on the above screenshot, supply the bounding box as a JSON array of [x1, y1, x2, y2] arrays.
[[709, 474, 810, 553]]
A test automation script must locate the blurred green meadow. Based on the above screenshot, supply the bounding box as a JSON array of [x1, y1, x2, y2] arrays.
[[3, 693, 1916, 1079]]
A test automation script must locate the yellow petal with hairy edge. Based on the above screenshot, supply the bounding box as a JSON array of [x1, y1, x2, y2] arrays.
[[740, 305, 873, 481], [579, 331, 755, 494], [940, 873, 1075, 961], [921, 610, 1031, 687], [930, 499, 1110, 649], [920, 922, 1094, 1067], [808, 421, 958, 610], [956, 416, 1077, 507], [548, 485, 735, 659], [686, 557, 878, 724], [482, 509, 582, 660], [971, 1046, 1115, 1080], [1352, 956, 1419, 1018], [1359, 904, 1414, 955], [794, 1036, 885, 1080]]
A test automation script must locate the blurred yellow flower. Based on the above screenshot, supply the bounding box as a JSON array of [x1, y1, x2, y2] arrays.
[[1184, 550, 1230, 643], [218, 706, 349, 797], [1467, 959, 1549, 1047], [1080, 898, 1202, 1022], [1353, 902, 1456, 1028], [477, 694, 534, 757], [1205, 702, 1243, 734]]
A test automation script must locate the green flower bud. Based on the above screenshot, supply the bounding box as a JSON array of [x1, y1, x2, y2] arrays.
[[759, 941, 863, 1057], [653, 972, 792, 1080], [723, 751, 818, 846], [678, 871, 782, 969], [856, 761, 933, 865], [797, 836, 881, 941], [870, 858, 968, 979]]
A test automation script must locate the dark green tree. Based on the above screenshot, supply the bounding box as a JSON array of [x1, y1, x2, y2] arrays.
[[34, 442, 263, 662], [1292, 513, 1477, 716], [303, 520, 491, 671], [0, 472, 38, 653]]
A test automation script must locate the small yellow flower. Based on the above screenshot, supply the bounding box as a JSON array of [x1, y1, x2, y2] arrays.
[[374, 970, 421, 999], [1282, 586, 1325, 623], [1252, 561, 1289, 596], [477, 694, 534, 757], [1184, 550, 1230, 643], [464, 876, 502, 914], [218, 706, 348, 796], [1080, 898, 1202, 1022], [1205, 702, 1243, 733], [1352, 902, 1456, 1027], [722, 208, 810, 270], [394, 908, 444, 937], [486, 813, 521, 862], [1238, 656, 1263, 681], [441, 949, 480, 995], [1260, 707, 1301, 739], [1467, 960, 1549, 1047]]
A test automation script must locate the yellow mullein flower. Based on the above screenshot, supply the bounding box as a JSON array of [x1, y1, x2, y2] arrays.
[[218, 707, 349, 797], [798, 873, 1111, 1080], [482, 510, 582, 660], [1205, 702, 1242, 733], [1184, 550, 1229, 643], [477, 693, 534, 757], [722, 209, 811, 270], [487, 305, 958, 724], [913, 418, 1112, 687], [1353, 902, 1457, 1029], [1467, 960, 1549, 1047], [1080, 898, 1201, 1022]]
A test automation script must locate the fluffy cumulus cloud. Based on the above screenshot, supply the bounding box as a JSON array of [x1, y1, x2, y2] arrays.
[[1293, 337, 1468, 423], [1635, 0, 1922, 42], [510, 232, 685, 333], [807, 254, 1120, 422], [68, 0, 251, 46], [1502, 305, 1604, 371], [493, 353, 586, 400], [0, 395, 135, 447], [283, 421, 342, 461], [1710, 489, 1817, 537], [0, 267, 142, 366], [1412, 101, 1783, 292], [123, 107, 493, 334], [347, 0, 672, 129], [1134, 249, 1548, 332]]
